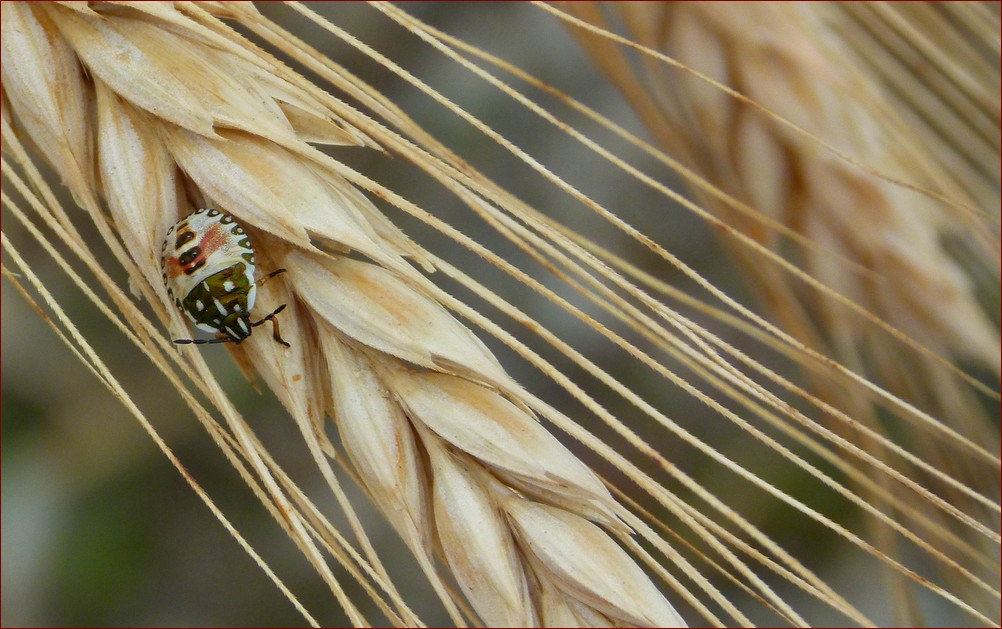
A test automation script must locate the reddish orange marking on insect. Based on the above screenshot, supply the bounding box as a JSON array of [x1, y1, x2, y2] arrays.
[[173, 223, 229, 275], [198, 223, 230, 258], [165, 255, 185, 281]]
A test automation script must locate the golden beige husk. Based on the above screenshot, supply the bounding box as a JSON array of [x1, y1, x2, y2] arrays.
[[561, 2, 1000, 624], [1, 2, 684, 626], [2, 1, 999, 627]]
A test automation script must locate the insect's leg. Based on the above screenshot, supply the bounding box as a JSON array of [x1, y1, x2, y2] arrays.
[[250, 303, 291, 347], [255, 268, 287, 288], [174, 336, 233, 345]]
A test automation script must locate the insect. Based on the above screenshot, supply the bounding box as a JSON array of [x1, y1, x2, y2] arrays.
[[161, 208, 290, 347]]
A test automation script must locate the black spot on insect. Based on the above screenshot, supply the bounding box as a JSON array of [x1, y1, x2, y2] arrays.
[[183, 259, 206, 276], [160, 257, 165, 269], [175, 230, 196, 249], [174, 297, 182, 309], [221, 214, 234, 224], [207, 209, 220, 217], [232, 226, 245, 236], [238, 238, 251, 249], [161, 240, 168, 252], [195, 208, 206, 214], [178, 247, 202, 266], [242, 252, 255, 263], [162, 272, 168, 286]]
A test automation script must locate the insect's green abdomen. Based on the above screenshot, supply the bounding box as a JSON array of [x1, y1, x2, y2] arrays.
[[163, 208, 287, 347], [181, 263, 256, 340]]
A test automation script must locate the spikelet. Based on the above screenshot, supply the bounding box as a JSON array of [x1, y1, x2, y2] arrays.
[[1, 3, 685, 626]]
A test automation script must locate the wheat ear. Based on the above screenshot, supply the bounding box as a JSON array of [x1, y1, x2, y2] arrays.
[[1, 3, 685, 626], [566, 0, 999, 422], [560, 1, 1000, 622]]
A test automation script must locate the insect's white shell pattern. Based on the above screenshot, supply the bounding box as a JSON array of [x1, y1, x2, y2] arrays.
[[161, 209, 257, 333]]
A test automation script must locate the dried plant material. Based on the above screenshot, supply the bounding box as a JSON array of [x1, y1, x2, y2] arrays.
[[48, 5, 219, 136], [565, 0, 1000, 380], [5, 1, 999, 627], [559, 0, 1000, 623], [286, 251, 512, 390], [95, 81, 179, 291], [424, 438, 535, 627], [503, 497, 686, 628], [162, 126, 416, 271], [537, 581, 614, 628], [276, 99, 365, 146], [238, 255, 326, 445], [321, 327, 429, 538], [386, 369, 619, 525], [286, 236, 676, 622], [2, 2, 686, 626], [1, 3, 93, 197]]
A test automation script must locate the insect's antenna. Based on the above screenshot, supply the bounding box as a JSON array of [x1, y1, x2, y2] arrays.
[[251, 304, 287, 323], [174, 337, 233, 345], [250, 304, 290, 347], [256, 268, 286, 288]]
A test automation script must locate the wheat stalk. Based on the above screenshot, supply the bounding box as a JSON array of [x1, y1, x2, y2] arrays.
[[2, 2, 687, 626]]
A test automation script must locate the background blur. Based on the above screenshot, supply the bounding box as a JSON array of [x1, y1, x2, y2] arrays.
[[1, 3, 970, 626]]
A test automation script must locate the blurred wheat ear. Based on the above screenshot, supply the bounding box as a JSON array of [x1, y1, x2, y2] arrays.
[[559, 0, 1000, 624], [2, 1, 999, 627]]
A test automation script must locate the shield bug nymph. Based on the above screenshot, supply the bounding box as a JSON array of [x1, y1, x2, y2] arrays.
[[161, 208, 290, 347]]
